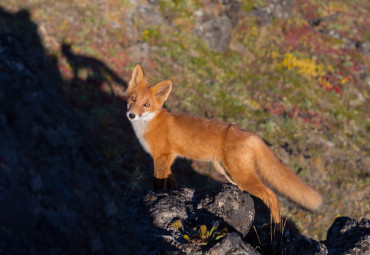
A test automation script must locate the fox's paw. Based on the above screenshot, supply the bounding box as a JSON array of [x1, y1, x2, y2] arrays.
[[153, 174, 178, 191]]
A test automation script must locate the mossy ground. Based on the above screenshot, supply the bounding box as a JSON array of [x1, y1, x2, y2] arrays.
[[4, 0, 369, 240]]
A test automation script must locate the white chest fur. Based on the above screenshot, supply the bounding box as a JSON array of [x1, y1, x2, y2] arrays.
[[130, 112, 157, 154]]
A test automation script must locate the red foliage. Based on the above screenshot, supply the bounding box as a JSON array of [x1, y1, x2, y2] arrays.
[[266, 101, 324, 126], [296, 0, 318, 20], [283, 23, 340, 56]]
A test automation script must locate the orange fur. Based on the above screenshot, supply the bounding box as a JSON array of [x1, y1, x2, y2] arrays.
[[126, 64, 322, 223]]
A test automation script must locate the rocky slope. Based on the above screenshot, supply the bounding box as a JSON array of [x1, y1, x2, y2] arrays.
[[0, 8, 138, 254], [1, 1, 369, 254], [4, 0, 369, 239]]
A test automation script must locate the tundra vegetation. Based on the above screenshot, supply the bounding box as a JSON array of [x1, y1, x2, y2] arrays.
[[4, 0, 369, 240]]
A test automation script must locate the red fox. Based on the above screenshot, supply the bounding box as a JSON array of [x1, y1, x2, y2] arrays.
[[126, 64, 322, 223]]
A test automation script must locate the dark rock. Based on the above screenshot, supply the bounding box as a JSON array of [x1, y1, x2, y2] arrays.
[[280, 230, 328, 255], [146, 184, 254, 236], [128, 184, 255, 254], [194, 16, 232, 53], [247, 216, 370, 255], [125, 193, 186, 254], [127, 185, 369, 255], [246, 224, 328, 255], [198, 184, 255, 236], [324, 217, 370, 255], [208, 232, 260, 255], [144, 187, 195, 229]]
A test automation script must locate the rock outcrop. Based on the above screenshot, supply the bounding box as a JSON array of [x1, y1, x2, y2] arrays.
[[194, 0, 242, 52], [127, 184, 255, 254], [127, 184, 370, 254], [324, 217, 370, 255], [194, 16, 233, 53]]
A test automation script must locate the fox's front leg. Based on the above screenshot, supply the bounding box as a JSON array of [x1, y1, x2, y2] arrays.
[[153, 154, 177, 191]]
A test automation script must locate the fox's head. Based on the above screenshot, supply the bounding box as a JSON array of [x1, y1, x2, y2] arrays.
[[126, 64, 172, 121]]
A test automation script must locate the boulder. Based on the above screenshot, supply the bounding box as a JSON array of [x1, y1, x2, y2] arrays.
[[128, 184, 256, 254], [127, 181, 370, 254], [194, 16, 233, 53], [324, 217, 370, 255], [208, 233, 260, 255]]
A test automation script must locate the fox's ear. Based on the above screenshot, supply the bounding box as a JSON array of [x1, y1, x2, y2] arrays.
[[151, 80, 172, 103], [128, 64, 146, 91]]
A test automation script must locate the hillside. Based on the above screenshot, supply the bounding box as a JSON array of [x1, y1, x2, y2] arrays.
[[3, 0, 369, 241]]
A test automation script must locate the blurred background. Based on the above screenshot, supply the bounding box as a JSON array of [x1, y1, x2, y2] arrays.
[[2, 0, 369, 241]]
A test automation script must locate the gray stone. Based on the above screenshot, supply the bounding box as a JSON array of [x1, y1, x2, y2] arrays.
[[324, 217, 370, 255], [281, 230, 328, 255], [199, 184, 255, 236], [251, 0, 296, 24], [208, 232, 260, 255], [144, 189, 193, 229], [143, 184, 254, 237], [212, 0, 242, 28], [126, 184, 256, 254], [360, 41, 370, 56], [127, 41, 151, 63], [194, 16, 232, 53]]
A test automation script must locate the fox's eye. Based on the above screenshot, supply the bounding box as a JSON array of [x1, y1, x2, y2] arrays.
[[144, 103, 150, 107], [131, 96, 136, 102]]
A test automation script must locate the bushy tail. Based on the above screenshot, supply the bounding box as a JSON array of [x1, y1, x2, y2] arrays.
[[254, 139, 322, 211]]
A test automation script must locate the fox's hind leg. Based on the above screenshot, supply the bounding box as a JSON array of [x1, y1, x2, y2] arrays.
[[223, 154, 280, 223], [236, 172, 280, 223]]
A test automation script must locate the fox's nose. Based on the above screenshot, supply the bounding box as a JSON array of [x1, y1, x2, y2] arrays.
[[128, 113, 135, 119]]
